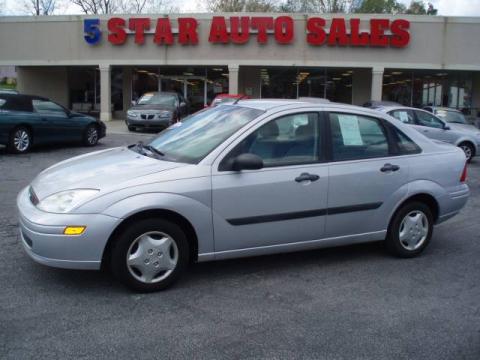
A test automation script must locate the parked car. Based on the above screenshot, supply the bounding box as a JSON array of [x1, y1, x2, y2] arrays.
[[363, 100, 401, 109], [0, 93, 106, 154], [377, 105, 480, 162], [18, 99, 469, 292], [126, 91, 189, 132], [209, 93, 249, 107], [0, 89, 19, 94], [423, 106, 476, 126]]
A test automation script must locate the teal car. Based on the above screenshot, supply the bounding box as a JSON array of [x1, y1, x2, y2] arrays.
[[0, 94, 106, 154]]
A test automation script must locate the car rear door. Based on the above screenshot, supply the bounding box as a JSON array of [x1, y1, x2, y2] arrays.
[[325, 111, 412, 238], [211, 111, 329, 253]]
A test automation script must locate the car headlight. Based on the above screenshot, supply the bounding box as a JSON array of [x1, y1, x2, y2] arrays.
[[158, 111, 172, 118], [37, 189, 99, 213], [127, 110, 138, 118]]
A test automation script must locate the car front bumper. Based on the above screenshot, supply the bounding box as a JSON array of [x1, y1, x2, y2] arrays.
[[17, 187, 121, 270], [126, 116, 171, 129]]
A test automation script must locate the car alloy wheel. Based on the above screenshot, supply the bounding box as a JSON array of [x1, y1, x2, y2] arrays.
[[459, 143, 473, 161], [14, 129, 30, 152], [126, 231, 179, 284], [86, 126, 98, 145], [398, 210, 429, 251]]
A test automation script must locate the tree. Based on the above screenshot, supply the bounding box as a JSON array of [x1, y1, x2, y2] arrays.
[[69, 0, 176, 14], [354, 0, 406, 14], [23, 0, 58, 15], [405, 1, 437, 15], [279, 0, 359, 13], [69, 0, 117, 14], [206, 0, 277, 12]]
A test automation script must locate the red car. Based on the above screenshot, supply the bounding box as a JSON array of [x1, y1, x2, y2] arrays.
[[209, 94, 250, 107]]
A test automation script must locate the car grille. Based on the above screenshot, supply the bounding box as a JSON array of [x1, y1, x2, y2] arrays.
[[141, 114, 155, 120], [29, 187, 39, 205]]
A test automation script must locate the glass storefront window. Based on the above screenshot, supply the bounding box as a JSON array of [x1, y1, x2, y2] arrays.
[[383, 69, 474, 113]]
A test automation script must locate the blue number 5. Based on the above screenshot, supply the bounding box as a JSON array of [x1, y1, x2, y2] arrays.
[[84, 19, 101, 45]]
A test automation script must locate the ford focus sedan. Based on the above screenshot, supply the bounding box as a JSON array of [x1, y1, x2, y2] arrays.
[[17, 100, 469, 292]]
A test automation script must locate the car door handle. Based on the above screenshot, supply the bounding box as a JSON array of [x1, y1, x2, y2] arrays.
[[295, 173, 320, 182], [380, 163, 400, 172]]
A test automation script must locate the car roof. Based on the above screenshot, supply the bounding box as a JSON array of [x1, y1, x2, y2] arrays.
[[232, 98, 381, 116], [0, 93, 48, 101], [431, 106, 462, 113], [142, 91, 178, 96]]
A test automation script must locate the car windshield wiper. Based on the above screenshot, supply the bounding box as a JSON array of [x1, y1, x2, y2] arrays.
[[129, 142, 164, 158]]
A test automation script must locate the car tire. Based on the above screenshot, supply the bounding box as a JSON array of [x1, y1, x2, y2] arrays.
[[386, 201, 433, 258], [110, 218, 190, 292], [83, 124, 99, 146], [458, 142, 474, 163], [127, 125, 136, 132], [8, 126, 32, 154]]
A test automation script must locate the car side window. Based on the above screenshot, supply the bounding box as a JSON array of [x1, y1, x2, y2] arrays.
[[32, 100, 67, 116], [0, 99, 6, 108], [225, 112, 321, 168], [414, 111, 444, 129], [329, 113, 389, 161], [389, 110, 415, 124], [388, 125, 422, 155]]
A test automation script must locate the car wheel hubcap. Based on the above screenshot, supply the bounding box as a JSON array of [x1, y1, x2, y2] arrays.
[[399, 210, 429, 251], [461, 145, 472, 160], [13, 130, 29, 151], [87, 127, 98, 144], [126, 231, 178, 284]]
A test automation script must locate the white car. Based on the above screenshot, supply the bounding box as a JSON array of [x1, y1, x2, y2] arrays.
[[377, 106, 480, 162]]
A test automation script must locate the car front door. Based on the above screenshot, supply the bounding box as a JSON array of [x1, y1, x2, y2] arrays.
[[32, 99, 82, 141], [325, 111, 411, 238], [211, 111, 329, 253], [413, 110, 452, 143]]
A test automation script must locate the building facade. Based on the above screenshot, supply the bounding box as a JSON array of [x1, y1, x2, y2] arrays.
[[1, 13, 480, 121]]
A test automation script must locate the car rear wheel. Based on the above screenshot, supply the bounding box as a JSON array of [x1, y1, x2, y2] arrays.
[[128, 125, 136, 132], [9, 126, 32, 154], [110, 218, 189, 292], [83, 124, 99, 146], [459, 142, 474, 162], [386, 201, 433, 258]]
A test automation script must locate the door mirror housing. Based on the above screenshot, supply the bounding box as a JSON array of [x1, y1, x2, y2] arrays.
[[232, 153, 264, 171], [444, 124, 450, 130], [131, 100, 137, 106], [180, 101, 187, 107]]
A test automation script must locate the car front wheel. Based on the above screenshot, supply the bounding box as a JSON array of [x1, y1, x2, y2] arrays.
[[9, 126, 32, 154], [386, 201, 433, 258], [83, 124, 99, 146], [459, 142, 474, 162], [110, 218, 189, 292]]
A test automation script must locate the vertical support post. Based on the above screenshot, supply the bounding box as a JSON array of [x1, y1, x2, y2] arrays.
[[228, 64, 239, 95], [371, 67, 384, 101], [122, 67, 132, 115], [99, 64, 111, 122]]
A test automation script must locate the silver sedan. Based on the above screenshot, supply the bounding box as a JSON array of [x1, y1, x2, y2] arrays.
[[17, 100, 469, 292]]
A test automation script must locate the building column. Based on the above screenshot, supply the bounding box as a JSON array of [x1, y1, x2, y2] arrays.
[[228, 64, 239, 95], [371, 67, 384, 101], [122, 67, 132, 116], [99, 64, 111, 122]]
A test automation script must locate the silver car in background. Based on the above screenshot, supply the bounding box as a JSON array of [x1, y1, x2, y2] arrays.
[[377, 106, 480, 162], [17, 100, 469, 292]]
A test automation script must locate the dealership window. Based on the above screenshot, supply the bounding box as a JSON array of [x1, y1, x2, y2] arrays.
[[258, 67, 352, 103], [383, 69, 474, 114], [68, 67, 100, 115]]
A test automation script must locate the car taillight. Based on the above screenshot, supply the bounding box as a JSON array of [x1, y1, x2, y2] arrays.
[[460, 163, 468, 182]]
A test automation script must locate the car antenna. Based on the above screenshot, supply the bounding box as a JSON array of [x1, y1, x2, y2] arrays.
[[232, 95, 247, 105]]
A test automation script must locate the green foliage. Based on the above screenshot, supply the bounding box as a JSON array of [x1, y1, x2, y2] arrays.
[[354, 0, 406, 14]]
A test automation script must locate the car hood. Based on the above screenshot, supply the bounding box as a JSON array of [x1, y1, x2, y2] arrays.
[[31, 147, 185, 201], [448, 123, 479, 133], [130, 104, 174, 112]]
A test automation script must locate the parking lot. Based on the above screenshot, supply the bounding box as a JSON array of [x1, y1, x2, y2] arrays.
[[0, 132, 479, 360]]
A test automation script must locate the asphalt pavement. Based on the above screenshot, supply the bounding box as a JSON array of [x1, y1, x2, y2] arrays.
[[0, 133, 479, 359]]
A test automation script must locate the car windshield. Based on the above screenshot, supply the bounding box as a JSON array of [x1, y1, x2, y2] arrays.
[[148, 105, 263, 164], [436, 110, 467, 124], [137, 93, 176, 107]]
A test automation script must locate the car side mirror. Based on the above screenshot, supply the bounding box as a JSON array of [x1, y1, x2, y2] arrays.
[[444, 125, 450, 130], [131, 100, 136, 106], [232, 153, 264, 171], [180, 101, 186, 107]]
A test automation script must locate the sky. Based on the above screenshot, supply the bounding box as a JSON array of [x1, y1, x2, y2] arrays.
[[3, 0, 480, 16]]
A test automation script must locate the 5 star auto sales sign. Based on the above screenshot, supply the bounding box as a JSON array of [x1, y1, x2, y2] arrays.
[[84, 16, 410, 48]]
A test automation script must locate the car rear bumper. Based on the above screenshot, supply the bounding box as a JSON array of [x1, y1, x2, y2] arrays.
[[17, 187, 120, 270], [437, 184, 470, 223]]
